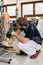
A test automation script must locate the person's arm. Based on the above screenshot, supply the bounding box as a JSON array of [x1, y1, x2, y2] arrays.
[[11, 31, 30, 44]]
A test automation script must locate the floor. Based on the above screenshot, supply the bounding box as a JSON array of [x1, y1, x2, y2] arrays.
[[0, 40, 43, 65]]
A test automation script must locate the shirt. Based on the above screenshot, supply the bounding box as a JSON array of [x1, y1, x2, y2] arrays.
[[24, 23, 42, 45]]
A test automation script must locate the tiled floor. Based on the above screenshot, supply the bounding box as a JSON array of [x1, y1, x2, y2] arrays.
[[0, 40, 43, 65]]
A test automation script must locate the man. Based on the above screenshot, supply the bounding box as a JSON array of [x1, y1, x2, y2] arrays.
[[37, 16, 43, 38], [11, 17, 42, 59]]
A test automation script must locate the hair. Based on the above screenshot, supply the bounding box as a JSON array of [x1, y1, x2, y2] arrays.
[[16, 17, 28, 26]]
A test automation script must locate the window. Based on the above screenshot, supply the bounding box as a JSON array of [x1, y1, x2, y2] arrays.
[[6, 4, 16, 18], [35, 3, 43, 14], [21, 1, 43, 17], [23, 4, 33, 17], [7, 6, 16, 16]]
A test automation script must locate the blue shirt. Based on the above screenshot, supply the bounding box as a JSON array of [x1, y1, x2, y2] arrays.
[[24, 23, 41, 41]]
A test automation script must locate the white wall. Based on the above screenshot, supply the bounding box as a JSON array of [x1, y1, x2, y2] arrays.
[[4, 0, 42, 4], [4, 0, 16, 4]]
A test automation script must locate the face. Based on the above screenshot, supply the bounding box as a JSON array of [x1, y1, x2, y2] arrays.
[[17, 24, 26, 28], [17, 23, 26, 28], [17, 24, 26, 31]]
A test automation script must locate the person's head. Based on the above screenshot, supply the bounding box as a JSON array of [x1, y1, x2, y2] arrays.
[[16, 17, 28, 29]]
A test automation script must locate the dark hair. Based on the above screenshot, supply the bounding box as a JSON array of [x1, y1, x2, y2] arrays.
[[16, 17, 28, 26]]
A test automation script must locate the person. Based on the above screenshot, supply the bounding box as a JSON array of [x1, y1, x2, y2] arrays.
[[37, 16, 43, 38], [11, 17, 42, 59]]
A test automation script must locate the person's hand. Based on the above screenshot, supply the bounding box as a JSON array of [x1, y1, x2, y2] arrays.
[[2, 41, 12, 47], [11, 31, 17, 36]]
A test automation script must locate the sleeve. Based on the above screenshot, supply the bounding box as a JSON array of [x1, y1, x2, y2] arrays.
[[34, 26, 41, 41]]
